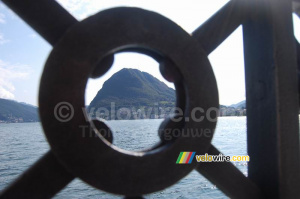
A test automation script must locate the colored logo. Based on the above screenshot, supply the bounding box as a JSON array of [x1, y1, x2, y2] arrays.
[[176, 152, 196, 164]]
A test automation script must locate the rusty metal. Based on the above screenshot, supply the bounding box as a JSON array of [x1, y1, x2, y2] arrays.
[[0, 0, 299, 198]]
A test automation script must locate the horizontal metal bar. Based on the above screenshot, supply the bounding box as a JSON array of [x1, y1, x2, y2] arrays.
[[196, 145, 263, 199], [192, 0, 248, 55], [2, 0, 78, 46], [0, 151, 74, 199]]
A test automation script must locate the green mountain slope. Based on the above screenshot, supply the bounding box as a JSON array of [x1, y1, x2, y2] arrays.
[[90, 68, 175, 108], [89, 68, 176, 120], [0, 98, 39, 123]]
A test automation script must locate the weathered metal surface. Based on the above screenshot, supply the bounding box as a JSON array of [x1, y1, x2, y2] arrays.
[[243, 0, 300, 198]]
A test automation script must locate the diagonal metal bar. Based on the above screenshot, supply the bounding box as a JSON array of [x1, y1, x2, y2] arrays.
[[196, 145, 263, 199], [0, 151, 74, 199], [192, 0, 249, 55], [2, 0, 78, 46]]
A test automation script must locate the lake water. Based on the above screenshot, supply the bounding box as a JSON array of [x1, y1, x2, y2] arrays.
[[0, 117, 248, 198]]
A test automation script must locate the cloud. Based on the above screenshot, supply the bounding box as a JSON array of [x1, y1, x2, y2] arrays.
[[0, 1, 6, 23], [0, 60, 31, 99], [0, 32, 9, 45], [28, 33, 38, 39], [57, 0, 87, 12], [0, 1, 19, 20], [0, 12, 5, 24]]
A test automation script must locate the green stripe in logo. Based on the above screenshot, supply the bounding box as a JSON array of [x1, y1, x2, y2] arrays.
[[176, 152, 184, 164]]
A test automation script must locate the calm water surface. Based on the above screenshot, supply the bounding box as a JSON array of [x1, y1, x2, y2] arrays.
[[0, 117, 247, 198]]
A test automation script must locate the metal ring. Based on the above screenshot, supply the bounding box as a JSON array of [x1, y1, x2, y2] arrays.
[[39, 7, 218, 196]]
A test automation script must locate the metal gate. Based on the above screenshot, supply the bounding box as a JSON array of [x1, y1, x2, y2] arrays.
[[1, 0, 300, 198]]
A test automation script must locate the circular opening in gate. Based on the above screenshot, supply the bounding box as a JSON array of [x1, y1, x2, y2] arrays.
[[85, 51, 178, 151]]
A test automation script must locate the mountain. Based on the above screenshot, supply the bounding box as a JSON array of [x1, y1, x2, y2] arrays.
[[0, 98, 39, 123], [89, 68, 176, 120], [229, 100, 246, 109], [88, 68, 247, 120], [219, 100, 246, 117], [90, 68, 175, 108]]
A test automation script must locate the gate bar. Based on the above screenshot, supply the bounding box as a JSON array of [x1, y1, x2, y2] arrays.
[[243, 0, 300, 198]]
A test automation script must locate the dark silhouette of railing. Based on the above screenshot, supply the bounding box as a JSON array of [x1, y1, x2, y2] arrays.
[[0, 0, 300, 198]]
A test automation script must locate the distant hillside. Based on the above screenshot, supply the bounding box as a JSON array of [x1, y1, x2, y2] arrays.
[[89, 68, 175, 119], [230, 100, 246, 109], [0, 98, 39, 123], [220, 100, 246, 117]]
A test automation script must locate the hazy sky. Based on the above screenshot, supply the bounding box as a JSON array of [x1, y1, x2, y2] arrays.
[[0, 0, 299, 106]]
